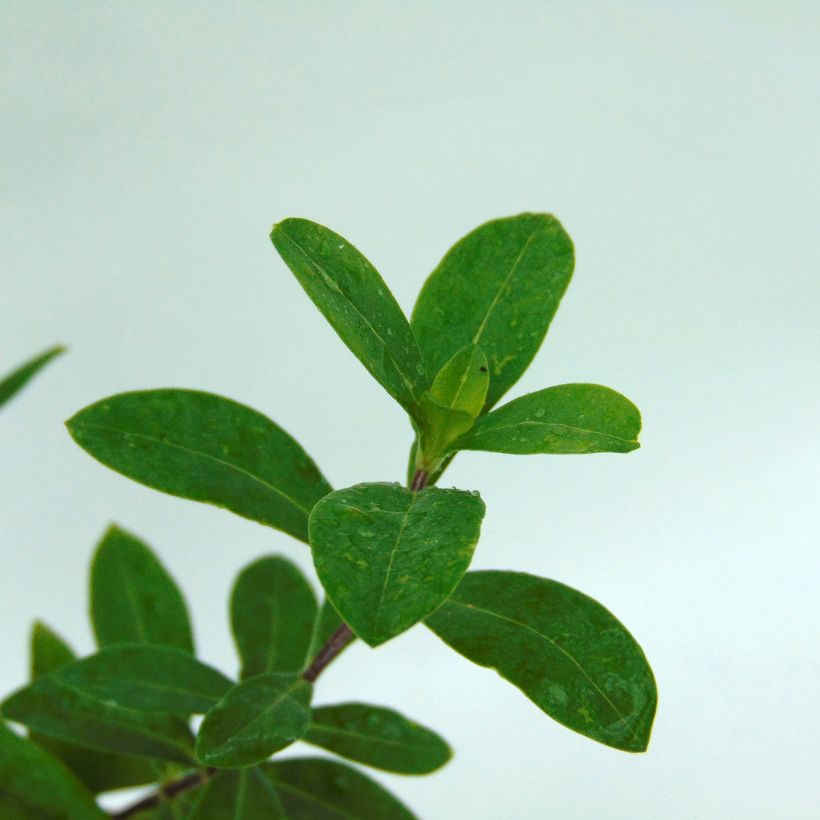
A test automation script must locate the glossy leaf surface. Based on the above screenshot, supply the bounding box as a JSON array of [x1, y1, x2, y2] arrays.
[[188, 768, 283, 819], [411, 213, 574, 410], [305, 702, 451, 774], [0, 722, 104, 820], [196, 674, 312, 768], [426, 571, 657, 752], [309, 483, 485, 646], [261, 757, 416, 820], [91, 525, 194, 652], [67, 390, 332, 542], [457, 384, 641, 455], [231, 556, 317, 678], [0, 345, 64, 410], [271, 219, 426, 415]]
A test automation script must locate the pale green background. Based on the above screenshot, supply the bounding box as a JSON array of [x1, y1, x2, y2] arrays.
[[2, 2, 818, 818]]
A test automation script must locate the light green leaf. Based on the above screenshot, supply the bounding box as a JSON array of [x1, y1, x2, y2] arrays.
[[0, 345, 64, 411], [305, 703, 451, 775], [0, 722, 105, 819], [91, 525, 194, 653], [2, 676, 195, 765], [29, 622, 161, 794], [196, 674, 312, 768], [411, 213, 574, 411], [55, 646, 232, 715], [425, 571, 657, 752], [271, 219, 426, 416], [309, 483, 485, 647], [188, 768, 283, 819], [307, 599, 353, 660], [231, 556, 318, 679], [261, 757, 416, 820], [67, 390, 332, 543], [456, 384, 641, 455]]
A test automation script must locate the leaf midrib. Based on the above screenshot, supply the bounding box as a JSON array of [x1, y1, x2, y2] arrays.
[[470, 420, 637, 445], [307, 721, 434, 752]]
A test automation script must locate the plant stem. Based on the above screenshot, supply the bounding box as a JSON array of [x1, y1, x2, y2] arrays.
[[410, 468, 429, 491], [302, 622, 355, 682]]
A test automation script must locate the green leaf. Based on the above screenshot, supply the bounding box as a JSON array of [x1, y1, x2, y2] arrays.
[[29, 622, 161, 794], [309, 483, 485, 647], [307, 599, 353, 660], [188, 768, 283, 819], [67, 390, 332, 543], [54, 646, 232, 715], [2, 676, 196, 765], [91, 525, 194, 652], [261, 757, 416, 820], [0, 722, 105, 819], [0, 345, 64, 411], [196, 674, 312, 768], [456, 384, 641, 455], [425, 571, 657, 752], [271, 219, 426, 416], [231, 556, 318, 679], [305, 703, 451, 775], [411, 213, 574, 411]]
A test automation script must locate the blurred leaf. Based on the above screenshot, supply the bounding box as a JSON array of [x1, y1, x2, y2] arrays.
[[0, 345, 64, 411], [91, 525, 194, 652], [67, 390, 332, 542], [309, 483, 485, 646], [425, 571, 657, 752], [305, 703, 451, 775], [231, 556, 317, 679], [55, 646, 232, 715], [411, 213, 573, 411], [0, 722, 104, 819], [457, 384, 641, 455], [2, 675, 195, 765], [307, 599, 353, 660], [188, 768, 283, 819], [271, 219, 426, 416], [196, 674, 312, 768], [29, 622, 74, 680], [261, 757, 416, 820]]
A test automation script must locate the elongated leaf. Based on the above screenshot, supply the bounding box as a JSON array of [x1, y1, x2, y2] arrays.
[[411, 213, 574, 411], [425, 571, 657, 752], [261, 757, 416, 820], [91, 525, 194, 652], [55, 646, 232, 715], [0, 345, 64, 410], [189, 768, 283, 819], [0, 722, 104, 819], [196, 674, 312, 768], [305, 703, 451, 775], [231, 556, 317, 679], [2, 676, 195, 765], [67, 390, 332, 542], [457, 383, 641, 455], [271, 219, 426, 416], [310, 483, 485, 647], [307, 599, 353, 660], [29, 622, 160, 794]]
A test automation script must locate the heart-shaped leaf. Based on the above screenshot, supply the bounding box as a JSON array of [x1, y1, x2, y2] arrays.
[[426, 571, 657, 752], [309, 483, 485, 646]]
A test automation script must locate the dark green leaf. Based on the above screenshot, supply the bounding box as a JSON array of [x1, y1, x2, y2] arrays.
[[196, 674, 312, 768], [55, 646, 232, 715], [411, 213, 574, 411], [2, 676, 195, 765], [67, 390, 332, 542], [0, 722, 104, 819], [271, 219, 426, 416], [425, 571, 657, 752], [305, 703, 451, 775], [309, 483, 485, 646], [456, 384, 641, 455], [231, 556, 317, 678], [91, 525, 194, 652], [307, 599, 353, 660], [261, 757, 416, 820], [0, 346, 64, 410], [29, 622, 161, 793], [188, 768, 283, 819]]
